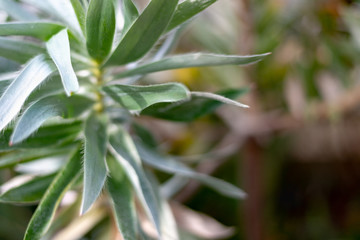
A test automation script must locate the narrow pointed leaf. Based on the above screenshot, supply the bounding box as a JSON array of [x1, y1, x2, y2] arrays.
[[81, 113, 108, 214], [142, 88, 248, 121], [109, 129, 161, 237], [0, 121, 82, 152], [115, 53, 270, 78], [146, 172, 180, 240], [43, 196, 82, 239], [86, 0, 116, 62], [136, 142, 247, 199], [166, 0, 217, 32], [103, 83, 190, 111], [107, 157, 138, 240], [22, 0, 83, 39], [122, 0, 139, 34], [47, 29, 79, 96], [70, 0, 86, 34], [0, 37, 44, 63], [0, 54, 55, 132], [0, 22, 64, 41], [106, 0, 179, 66], [11, 94, 94, 144], [0, 173, 56, 204], [0, 0, 38, 21], [24, 148, 82, 240], [0, 146, 75, 169], [26, 75, 66, 103]]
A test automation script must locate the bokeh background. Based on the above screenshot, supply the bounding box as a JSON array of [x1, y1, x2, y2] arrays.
[[154, 0, 360, 239], [3, 0, 360, 239]]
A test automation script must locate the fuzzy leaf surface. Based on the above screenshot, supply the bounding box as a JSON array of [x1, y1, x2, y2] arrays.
[[0, 54, 55, 132], [115, 53, 270, 78], [103, 83, 190, 111], [0, 22, 64, 41], [0, 173, 56, 204], [46, 29, 79, 96], [106, 0, 179, 66], [24, 148, 82, 240], [109, 129, 161, 237], [0, 146, 75, 169], [107, 157, 137, 240], [86, 0, 116, 62], [11, 94, 94, 144], [81, 113, 108, 214], [0, 121, 82, 152], [26, 75, 66, 104]]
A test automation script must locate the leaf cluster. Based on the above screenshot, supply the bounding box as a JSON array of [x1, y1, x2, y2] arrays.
[[0, 0, 268, 239]]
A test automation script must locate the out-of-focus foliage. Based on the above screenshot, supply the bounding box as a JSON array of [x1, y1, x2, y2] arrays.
[[165, 0, 360, 239]]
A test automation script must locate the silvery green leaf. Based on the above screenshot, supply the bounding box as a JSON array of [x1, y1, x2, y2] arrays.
[[136, 142, 247, 199], [86, 0, 116, 62], [106, 0, 178, 66], [81, 113, 108, 214], [0, 54, 55, 132], [109, 129, 161, 238], [0, 121, 82, 152], [0, 37, 44, 63], [46, 29, 79, 96], [115, 53, 270, 78], [102, 83, 190, 111], [0, 173, 56, 204], [24, 148, 82, 240], [0, 146, 75, 169], [11, 94, 94, 144], [166, 0, 217, 32], [107, 156, 138, 240], [22, 0, 83, 39], [26, 75, 65, 103], [0, 22, 64, 41], [0, 0, 38, 21]]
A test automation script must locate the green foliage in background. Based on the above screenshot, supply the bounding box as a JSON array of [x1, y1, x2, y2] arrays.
[[0, 0, 268, 239]]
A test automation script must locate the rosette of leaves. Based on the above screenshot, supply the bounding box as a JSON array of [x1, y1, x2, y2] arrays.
[[0, 0, 269, 239]]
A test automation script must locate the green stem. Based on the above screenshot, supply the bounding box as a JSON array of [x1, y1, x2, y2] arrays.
[[92, 65, 105, 113]]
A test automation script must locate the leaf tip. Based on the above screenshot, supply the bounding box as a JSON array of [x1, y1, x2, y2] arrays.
[[79, 204, 87, 216]]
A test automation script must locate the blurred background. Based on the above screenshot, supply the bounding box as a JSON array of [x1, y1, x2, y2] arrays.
[[3, 0, 360, 239], [146, 0, 360, 239]]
